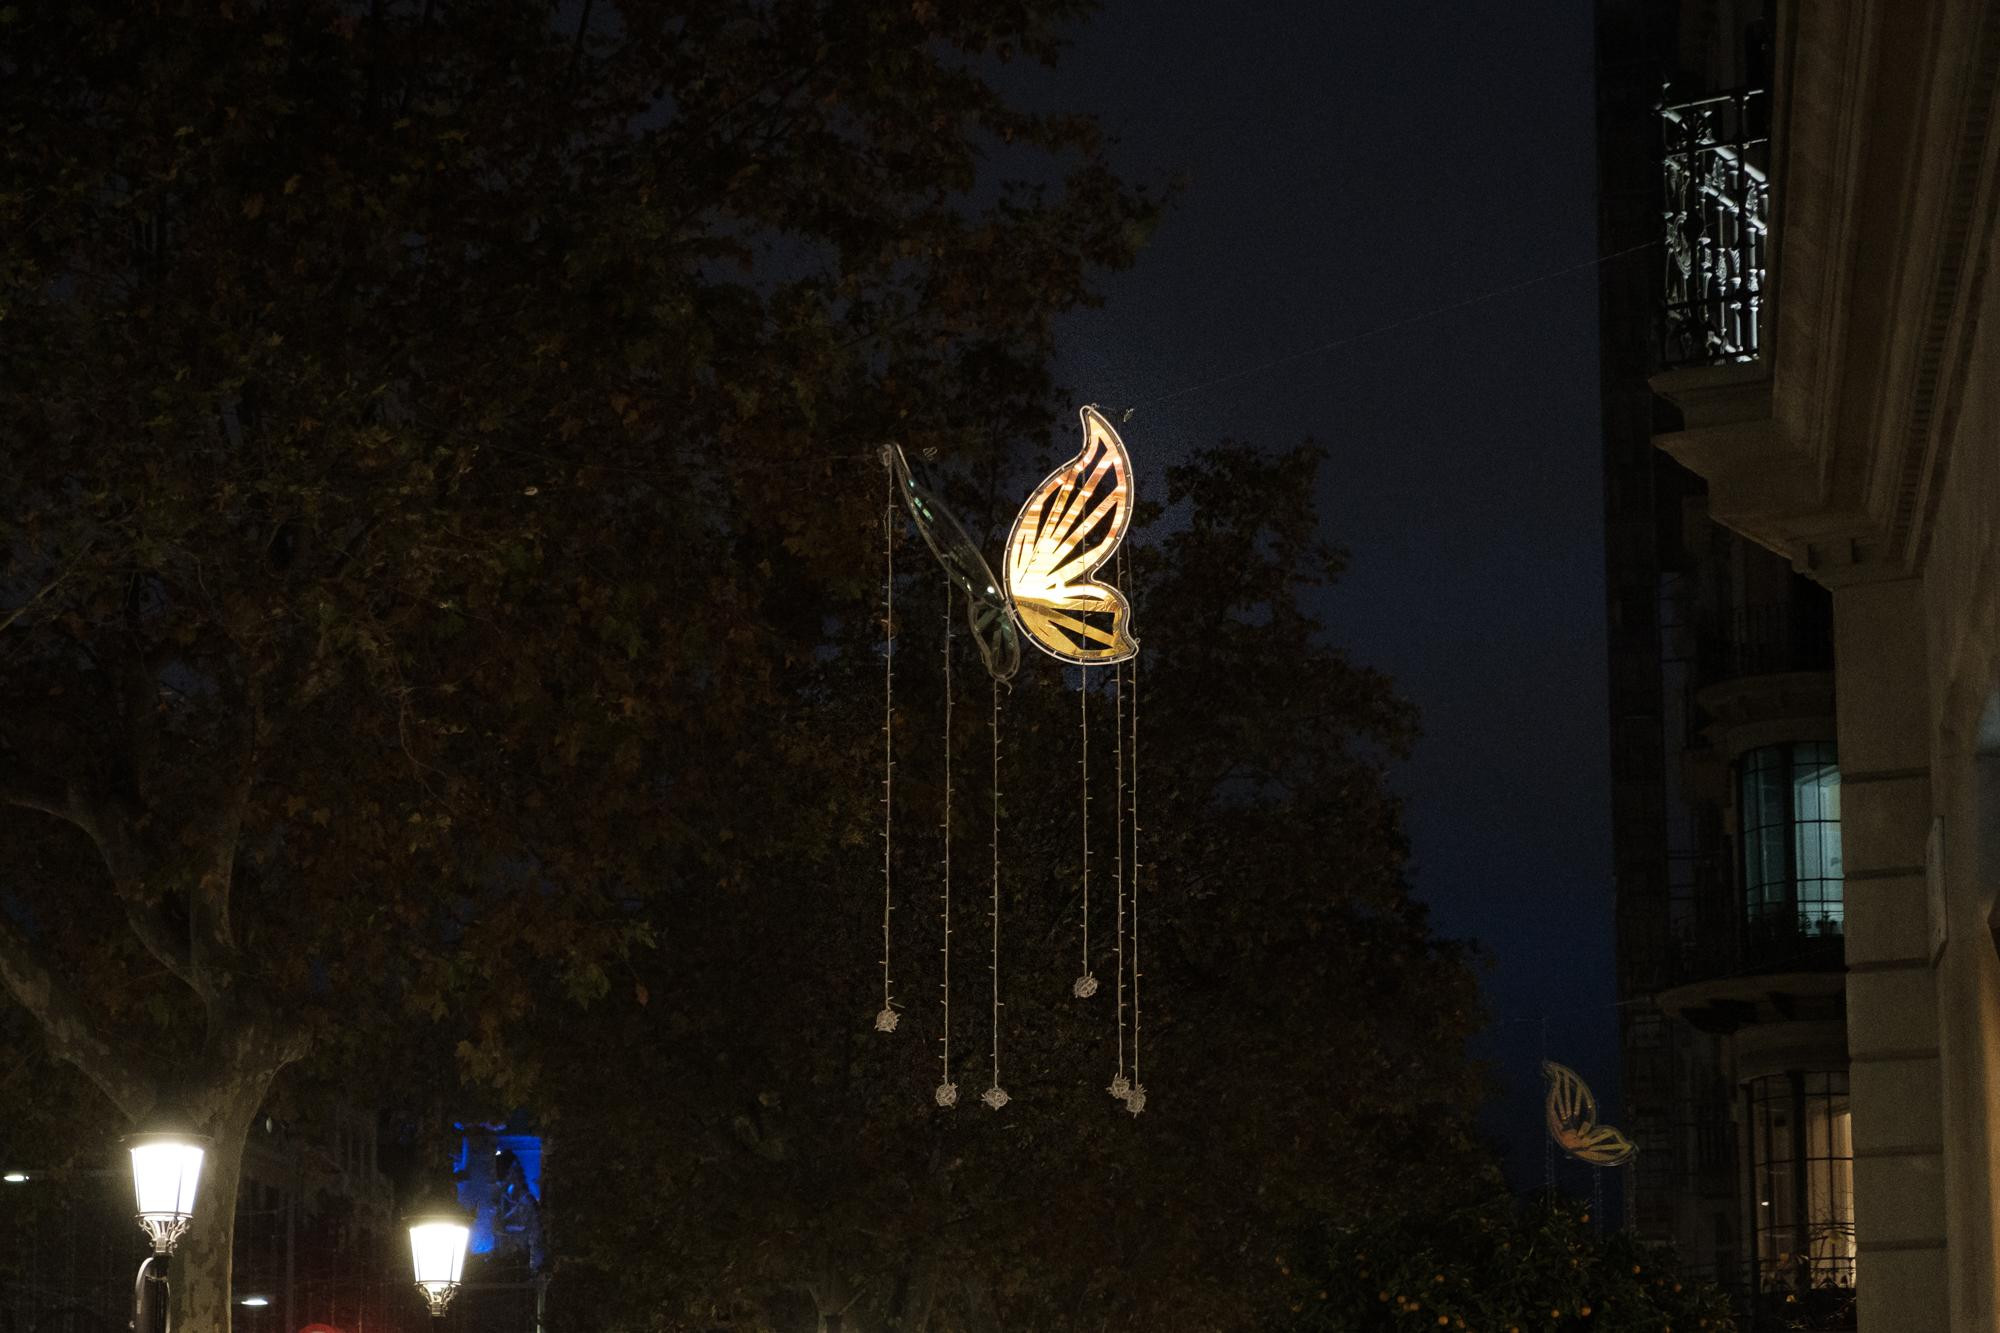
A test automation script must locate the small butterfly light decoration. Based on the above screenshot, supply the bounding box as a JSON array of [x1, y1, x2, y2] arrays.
[[1542, 1060, 1637, 1167]]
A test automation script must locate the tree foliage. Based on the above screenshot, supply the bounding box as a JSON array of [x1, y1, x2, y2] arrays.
[[535, 445, 1493, 1331], [0, 2, 1150, 1328], [1280, 1193, 1739, 1333], [1, 4, 1523, 1331]]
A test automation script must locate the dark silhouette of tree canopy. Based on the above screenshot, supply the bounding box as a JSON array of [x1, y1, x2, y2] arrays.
[[533, 445, 1493, 1332], [0, 2, 1152, 1328], [1, 4, 1511, 1331], [1279, 1193, 1739, 1332]]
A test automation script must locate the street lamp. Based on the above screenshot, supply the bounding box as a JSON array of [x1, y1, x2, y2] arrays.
[[124, 1127, 209, 1333], [128, 1131, 208, 1254], [406, 1204, 472, 1318]]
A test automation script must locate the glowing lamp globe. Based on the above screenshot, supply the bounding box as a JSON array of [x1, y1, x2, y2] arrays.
[[407, 1209, 472, 1317], [126, 1131, 209, 1254]]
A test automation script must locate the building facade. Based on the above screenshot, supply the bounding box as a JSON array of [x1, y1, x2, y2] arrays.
[[1601, 0, 2000, 1328]]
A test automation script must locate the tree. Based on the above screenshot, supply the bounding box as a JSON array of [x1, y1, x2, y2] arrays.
[[533, 444, 1494, 1330], [1280, 1192, 1739, 1333], [0, 3, 1152, 1328]]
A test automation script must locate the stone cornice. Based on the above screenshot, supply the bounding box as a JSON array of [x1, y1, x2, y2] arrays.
[[1882, 0, 2000, 572], [1649, 0, 2000, 590]]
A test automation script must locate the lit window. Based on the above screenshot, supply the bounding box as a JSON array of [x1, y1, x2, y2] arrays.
[[1739, 742, 1843, 943], [1748, 1071, 1854, 1291]]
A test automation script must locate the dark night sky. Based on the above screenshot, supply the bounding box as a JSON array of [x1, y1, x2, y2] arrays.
[[1020, 2, 1611, 1183]]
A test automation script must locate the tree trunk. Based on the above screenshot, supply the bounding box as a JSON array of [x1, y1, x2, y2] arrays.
[[809, 1247, 858, 1333], [0, 726, 300, 1332], [166, 1067, 283, 1333], [889, 1252, 937, 1332]]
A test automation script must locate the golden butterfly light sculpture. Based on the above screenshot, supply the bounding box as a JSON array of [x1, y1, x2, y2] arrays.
[[1542, 1060, 1638, 1167], [884, 405, 1139, 678]]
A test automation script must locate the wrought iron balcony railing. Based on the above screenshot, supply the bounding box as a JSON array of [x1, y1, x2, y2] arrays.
[[1666, 885, 1845, 991], [1661, 88, 1769, 368], [1693, 600, 1834, 687]]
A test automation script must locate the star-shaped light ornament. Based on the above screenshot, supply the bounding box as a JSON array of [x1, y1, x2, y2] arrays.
[[935, 1082, 959, 1109], [1072, 973, 1099, 998], [874, 1007, 900, 1033], [981, 1086, 1011, 1111], [1108, 1074, 1131, 1101], [1123, 1084, 1147, 1117]]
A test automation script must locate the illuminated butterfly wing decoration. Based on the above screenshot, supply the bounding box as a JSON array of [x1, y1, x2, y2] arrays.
[[1003, 406, 1139, 665], [1542, 1059, 1637, 1167], [881, 444, 1022, 681], [881, 405, 1138, 680]]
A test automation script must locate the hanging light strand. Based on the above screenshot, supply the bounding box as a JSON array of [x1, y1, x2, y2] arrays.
[[983, 678, 1009, 1110], [1073, 666, 1096, 998], [937, 580, 957, 1108], [1125, 635, 1146, 1116], [875, 487, 898, 1034], [1110, 557, 1130, 1102]]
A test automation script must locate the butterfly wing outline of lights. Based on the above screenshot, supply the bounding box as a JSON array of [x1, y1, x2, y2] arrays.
[[1003, 405, 1140, 665], [877, 405, 1148, 1116], [882, 405, 1141, 676], [880, 444, 1023, 681], [1542, 1059, 1638, 1167]]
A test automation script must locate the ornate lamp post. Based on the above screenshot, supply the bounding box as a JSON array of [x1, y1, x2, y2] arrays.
[[406, 1204, 472, 1319], [125, 1128, 209, 1333]]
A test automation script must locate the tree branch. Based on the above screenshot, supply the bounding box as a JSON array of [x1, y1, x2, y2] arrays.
[[0, 748, 79, 823], [121, 892, 201, 995], [116, 619, 166, 793], [0, 540, 95, 636], [0, 909, 156, 1121], [187, 696, 259, 1006], [0, 751, 200, 992]]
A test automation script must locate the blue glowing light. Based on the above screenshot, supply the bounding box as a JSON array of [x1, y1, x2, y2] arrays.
[[452, 1128, 544, 1258]]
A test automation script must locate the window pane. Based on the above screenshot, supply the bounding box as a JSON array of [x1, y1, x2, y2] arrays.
[[1738, 743, 1844, 941], [1749, 1075, 1798, 1282], [1741, 747, 1789, 926], [1803, 1072, 1856, 1288], [1793, 748, 1843, 934], [1750, 1072, 1855, 1292]]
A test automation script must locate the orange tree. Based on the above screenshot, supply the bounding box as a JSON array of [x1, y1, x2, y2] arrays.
[[1281, 1193, 1739, 1333], [0, 2, 1151, 1328]]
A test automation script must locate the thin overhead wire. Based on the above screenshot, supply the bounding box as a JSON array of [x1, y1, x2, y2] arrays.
[[490, 242, 1661, 511], [1134, 240, 1660, 413]]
